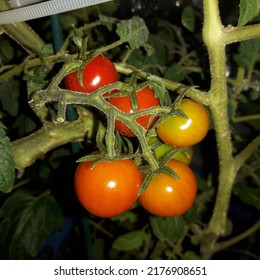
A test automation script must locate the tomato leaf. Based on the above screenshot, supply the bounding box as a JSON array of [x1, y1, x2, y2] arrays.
[[233, 186, 260, 210], [116, 16, 149, 50], [0, 37, 14, 63], [0, 79, 20, 116], [92, 238, 105, 260], [150, 216, 185, 245], [181, 6, 195, 32], [99, 14, 118, 31], [238, 0, 260, 26], [182, 250, 201, 260], [164, 64, 188, 82], [0, 190, 64, 259], [112, 230, 148, 251], [0, 122, 15, 193], [111, 211, 138, 223], [233, 37, 260, 69]]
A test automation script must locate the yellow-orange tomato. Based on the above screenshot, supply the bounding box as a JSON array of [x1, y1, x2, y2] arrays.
[[74, 158, 142, 218], [139, 159, 197, 217], [157, 99, 209, 147]]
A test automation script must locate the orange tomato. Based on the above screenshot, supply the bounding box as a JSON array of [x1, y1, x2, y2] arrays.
[[74, 158, 142, 217], [139, 159, 197, 217]]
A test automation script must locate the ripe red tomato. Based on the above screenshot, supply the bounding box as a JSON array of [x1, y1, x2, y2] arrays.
[[149, 136, 193, 165], [157, 98, 209, 147], [74, 158, 142, 217], [139, 159, 197, 217], [64, 55, 118, 94], [108, 86, 160, 137]]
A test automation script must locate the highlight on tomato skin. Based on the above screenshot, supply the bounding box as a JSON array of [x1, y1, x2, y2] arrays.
[[138, 159, 197, 217], [63, 55, 118, 94], [108, 86, 160, 137], [74, 158, 142, 218], [157, 98, 210, 147]]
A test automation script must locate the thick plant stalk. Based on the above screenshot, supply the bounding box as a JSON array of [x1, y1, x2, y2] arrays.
[[12, 109, 105, 174], [200, 0, 235, 258]]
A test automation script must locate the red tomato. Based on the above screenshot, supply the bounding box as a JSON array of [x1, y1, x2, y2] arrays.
[[139, 159, 197, 217], [74, 158, 142, 217], [108, 86, 160, 137], [157, 98, 209, 147], [64, 55, 118, 94]]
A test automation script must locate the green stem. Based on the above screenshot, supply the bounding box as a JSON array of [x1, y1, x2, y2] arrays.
[[105, 108, 116, 158], [31, 82, 162, 170], [234, 136, 260, 173], [201, 0, 236, 258], [223, 24, 260, 44], [115, 63, 210, 106], [215, 220, 260, 253], [233, 114, 260, 123]]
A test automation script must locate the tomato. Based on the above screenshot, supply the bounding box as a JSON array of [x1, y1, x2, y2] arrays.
[[108, 86, 160, 137], [148, 137, 193, 165], [74, 158, 142, 217], [64, 55, 118, 94], [139, 159, 197, 217], [157, 98, 209, 147]]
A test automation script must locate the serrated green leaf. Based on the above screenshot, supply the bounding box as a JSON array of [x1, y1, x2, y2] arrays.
[[0, 124, 15, 193], [238, 0, 260, 26], [182, 6, 195, 32], [0, 190, 64, 259], [41, 44, 54, 57], [234, 186, 260, 210], [116, 16, 149, 50], [150, 216, 185, 245], [233, 38, 260, 69], [112, 230, 147, 251], [99, 14, 117, 31]]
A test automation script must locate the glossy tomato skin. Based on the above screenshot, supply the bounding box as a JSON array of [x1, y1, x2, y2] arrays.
[[74, 158, 142, 218], [148, 137, 193, 165], [64, 55, 118, 94], [139, 159, 197, 217], [157, 99, 209, 147], [108, 86, 160, 137]]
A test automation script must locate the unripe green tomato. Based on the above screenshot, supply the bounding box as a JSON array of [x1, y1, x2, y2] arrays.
[[148, 137, 193, 165]]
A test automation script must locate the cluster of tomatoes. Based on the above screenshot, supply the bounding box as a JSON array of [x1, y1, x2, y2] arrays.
[[65, 55, 210, 218]]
